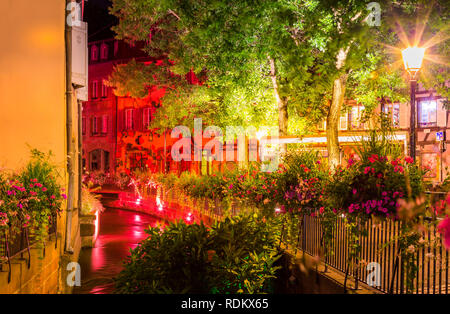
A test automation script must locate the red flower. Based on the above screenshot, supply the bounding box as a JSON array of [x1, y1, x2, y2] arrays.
[[438, 217, 450, 250]]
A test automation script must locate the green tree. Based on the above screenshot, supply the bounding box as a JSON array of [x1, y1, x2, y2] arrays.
[[109, 0, 449, 167]]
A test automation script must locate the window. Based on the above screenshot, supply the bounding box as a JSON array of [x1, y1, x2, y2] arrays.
[[91, 45, 98, 61], [101, 82, 108, 98], [339, 113, 348, 130], [92, 81, 98, 99], [350, 105, 365, 129], [100, 43, 109, 60], [382, 103, 400, 127], [91, 117, 100, 135], [418, 100, 437, 127], [82, 117, 86, 135], [101, 115, 108, 134], [143, 107, 152, 129], [125, 109, 134, 130], [317, 120, 326, 131]]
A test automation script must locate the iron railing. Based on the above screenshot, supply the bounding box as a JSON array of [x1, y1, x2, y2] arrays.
[[287, 214, 449, 294], [0, 216, 57, 283]]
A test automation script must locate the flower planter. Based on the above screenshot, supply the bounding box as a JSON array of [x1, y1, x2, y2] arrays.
[[79, 213, 99, 248]]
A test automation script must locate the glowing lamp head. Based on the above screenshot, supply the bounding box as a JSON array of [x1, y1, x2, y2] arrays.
[[401, 46, 425, 78]]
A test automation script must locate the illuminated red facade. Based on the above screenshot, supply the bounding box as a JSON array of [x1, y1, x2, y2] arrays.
[[82, 39, 196, 175]]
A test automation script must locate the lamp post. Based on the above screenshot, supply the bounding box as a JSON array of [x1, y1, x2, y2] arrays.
[[401, 46, 426, 160]]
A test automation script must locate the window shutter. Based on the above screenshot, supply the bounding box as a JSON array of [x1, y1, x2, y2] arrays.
[[102, 115, 108, 134], [118, 110, 124, 132], [91, 117, 96, 134], [125, 109, 134, 130]]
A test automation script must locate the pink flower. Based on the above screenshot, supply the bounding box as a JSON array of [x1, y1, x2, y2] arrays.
[[62, 193, 67, 199], [42, 187, 47, 192], [347, 158, 355, 168], [0, 212, 9, 226], [368, 154, 378, 163], [438, 217, 450, 250], [405, 157, 414, 164], [50, 195, 56, 199]]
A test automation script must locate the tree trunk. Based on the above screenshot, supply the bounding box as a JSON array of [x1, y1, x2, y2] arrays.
[[326, 47, 350, 171], [327, 73, 347, 170], [268, 57, 288, 153]]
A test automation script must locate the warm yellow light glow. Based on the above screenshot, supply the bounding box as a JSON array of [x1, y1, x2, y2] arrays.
[[256, 130, 266, 141], [401, 46, 426, 75]]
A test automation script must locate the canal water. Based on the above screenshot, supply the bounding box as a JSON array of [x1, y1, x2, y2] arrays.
[[73, 207, 159, 294]]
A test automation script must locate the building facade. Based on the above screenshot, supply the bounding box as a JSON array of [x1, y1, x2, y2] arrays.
[[306, 84, 448, 182], [83, 39, 149, 173]]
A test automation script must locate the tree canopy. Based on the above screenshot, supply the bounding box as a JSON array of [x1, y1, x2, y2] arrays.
[[108, 0, 449, 165]]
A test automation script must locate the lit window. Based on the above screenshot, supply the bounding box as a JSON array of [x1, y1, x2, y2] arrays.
[[91, 45, 98, 61], [102, 115, 108, 134], [382, 104, 400, 127], [92, 81, 98, 99], [317, 120, 326, 131], [418, 100, 437, 127], [100, 43, 108, 59], [339, 113, 348, 130], [143, 107, 152, 129], [350, 105, 365, 129], [125, 109, 134, 130]]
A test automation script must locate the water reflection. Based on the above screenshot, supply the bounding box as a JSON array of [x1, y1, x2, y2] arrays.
[[73, 208, 158, 294]]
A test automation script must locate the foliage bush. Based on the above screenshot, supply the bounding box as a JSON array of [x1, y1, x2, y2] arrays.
[[81, 185, 104, 216], [114, 214, 282, 294], [326, 129, 427, 219]]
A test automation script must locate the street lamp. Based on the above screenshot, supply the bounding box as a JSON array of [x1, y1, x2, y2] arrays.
[[402, 46, 426, 160]]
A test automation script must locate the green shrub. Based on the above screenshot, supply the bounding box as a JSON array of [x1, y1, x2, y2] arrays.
[[114, 213, 281, 294]]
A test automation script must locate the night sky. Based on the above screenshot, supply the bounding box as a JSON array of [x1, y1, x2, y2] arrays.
[[84, 0, 117, 41]]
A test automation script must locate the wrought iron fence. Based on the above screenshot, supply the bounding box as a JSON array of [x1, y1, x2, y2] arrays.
[[287, 214, 449, 294], [0, 216, 57, 283]]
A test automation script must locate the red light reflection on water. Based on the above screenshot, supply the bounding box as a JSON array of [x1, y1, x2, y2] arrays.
[[73, 208, 160, 294]]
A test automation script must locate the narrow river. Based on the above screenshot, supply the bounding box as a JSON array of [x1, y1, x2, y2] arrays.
[[73, 207, 159, 294]]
